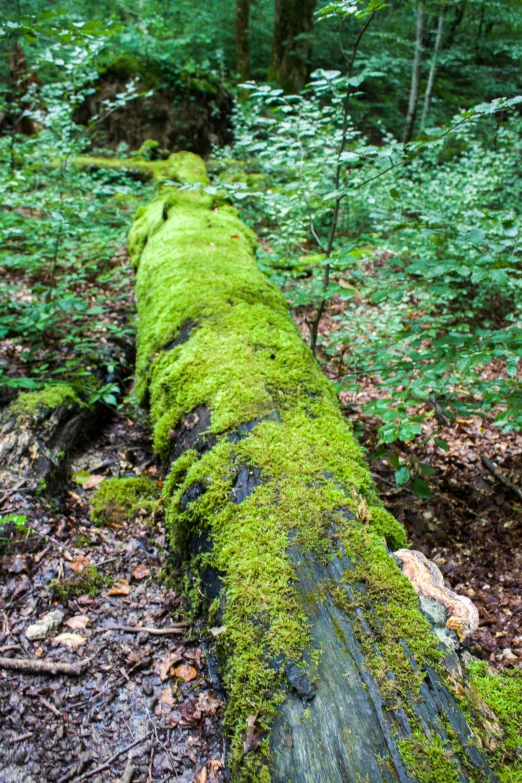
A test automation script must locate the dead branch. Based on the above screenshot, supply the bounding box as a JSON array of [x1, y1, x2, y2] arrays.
[[481, 454, 522, 502], [0, 655, 91, 676]]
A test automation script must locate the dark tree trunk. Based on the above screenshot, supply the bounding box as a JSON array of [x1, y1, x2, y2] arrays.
[[269, 0, 317, 93], [126, 152, 517, 782], [236, 0, 251, 81], [403, 1, 425, 143]]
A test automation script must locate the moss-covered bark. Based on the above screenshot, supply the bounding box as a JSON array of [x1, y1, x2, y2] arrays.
[[130, 152, 521, 782]]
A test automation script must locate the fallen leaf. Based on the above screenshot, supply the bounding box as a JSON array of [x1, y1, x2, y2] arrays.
[[196, 691, 223, 716], [230, 234, 240, 240], [83, 474, 105, 490], [107, 579, 130, 597], [70, 556, 89, 574], [34, 647, 43, 658], [209, 760, 223, 771], [195, 767, 208, 783], [157, 649, 184, 681], [66, 615, 90, 630], [132, 564, 150, 581], [72, 471, 92, 486], [243, 714, 266, 755], [159, 686, 175, 707], [173, 663, 197, 683], [53, 633, 86, 649], [209, 626, 226, 637]]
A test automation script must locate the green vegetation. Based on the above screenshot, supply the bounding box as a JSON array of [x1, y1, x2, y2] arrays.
[[8, 384, 82, 421], [49, 565, 110, 601], [464, 661, 522, 782], [2, 0, 522, 780], [90, 476, 160, 525]]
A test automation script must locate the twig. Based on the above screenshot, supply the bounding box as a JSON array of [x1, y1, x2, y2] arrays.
[[481, 455, 522, 502], [40, 696, 61, 716], [8, 732, 33, 745], [0, 656, 91, 676], [94, 624, 189, 635], [72, 733, 152, 782], [121, 758, 135, 783], [0, 644, 21, 653]]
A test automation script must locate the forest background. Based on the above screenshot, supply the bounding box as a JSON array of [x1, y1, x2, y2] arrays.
[[1, 0, 522, 670]]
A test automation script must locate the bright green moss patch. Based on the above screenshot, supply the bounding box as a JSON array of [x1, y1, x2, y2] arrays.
[[74, 150, 210, 187], [464, 660, 522, 782], [91, 476, 159, 526], [8, 384, 81, 423], [49, 566, 110, 601], [399, 731, 461, 783]]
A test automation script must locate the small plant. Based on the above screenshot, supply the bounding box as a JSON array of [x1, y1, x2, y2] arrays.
[[49, 566, 110, 601], [90, 476, 160, 526]]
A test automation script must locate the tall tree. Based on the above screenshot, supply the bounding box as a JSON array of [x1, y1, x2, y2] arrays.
[[403, 0, 425, 143], [421, 11, 444, 129], [269, 0, 317, 93], [236, 0, 251, 81]]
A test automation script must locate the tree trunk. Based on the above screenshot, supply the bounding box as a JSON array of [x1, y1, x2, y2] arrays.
[[403, 2, 425, 144], [446, 0, 467, 48], [421, 13, 444, 130], [0, 337, 132, 492], [236, 0, 251, 82], [269, 0, 317, 93], [127, 151, 518, 782]]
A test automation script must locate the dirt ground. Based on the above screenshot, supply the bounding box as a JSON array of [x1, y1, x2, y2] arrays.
[[0, 414, 225, 783]]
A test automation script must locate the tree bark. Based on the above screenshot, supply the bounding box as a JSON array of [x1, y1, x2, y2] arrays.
[[127, 152, 516, 782], [421, 13, 444, 130], [236, 0, 251, 81], [403, 2, 425, 144], [269, 0, 317, 93], [0, 337, 132, 491]]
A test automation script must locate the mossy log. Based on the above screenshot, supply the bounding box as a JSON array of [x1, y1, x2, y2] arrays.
[[0, 339, 132, 491], [130, 152, 521, 782]]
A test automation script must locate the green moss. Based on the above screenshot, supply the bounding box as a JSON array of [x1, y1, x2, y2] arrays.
[[49, 566, 110, 601], [464, 660, 522, 782], [8, 384, 81, 423], [74, 150, 210, 188], [399, 731, 461, 783], [90, 476, 160, 526], [130, 152, 512, 781]]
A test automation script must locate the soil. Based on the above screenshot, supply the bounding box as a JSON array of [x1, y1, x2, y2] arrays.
[[0, 414, 225, 783]]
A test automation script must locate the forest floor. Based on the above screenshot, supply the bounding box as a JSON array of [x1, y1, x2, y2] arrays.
[[0, 411, 225, 783], [1, 221, 522, 783], [296, 299, 522, 671]]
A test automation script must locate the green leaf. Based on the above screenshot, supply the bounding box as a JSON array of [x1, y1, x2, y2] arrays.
[[434, 438, 449, 451], [395, 466, 411, 485], [412, 478, 431, 499]]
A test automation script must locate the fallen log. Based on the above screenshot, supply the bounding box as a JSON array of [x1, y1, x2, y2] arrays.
[[129, 152, 521, 782], [0, 337, 132, 492]]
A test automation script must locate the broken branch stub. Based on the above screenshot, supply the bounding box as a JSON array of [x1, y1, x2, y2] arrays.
[[130, 151, 519, 782]]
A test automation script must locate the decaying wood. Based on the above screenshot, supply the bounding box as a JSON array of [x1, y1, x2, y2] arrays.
[[0, 655, 91, 676], [94, 624, 189, 635], [0, 335, 133, 491], [481, 454, 522, 502], [128, 153, 509, 781]]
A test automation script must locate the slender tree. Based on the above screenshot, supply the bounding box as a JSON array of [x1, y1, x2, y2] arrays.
[[236, 0, 251, 81], [403, 0, 425, 143], [269, 0, 317, 93], [421, 11, 444, 129]]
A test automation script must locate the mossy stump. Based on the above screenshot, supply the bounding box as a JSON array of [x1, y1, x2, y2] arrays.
[[130, 152, 521, 782]]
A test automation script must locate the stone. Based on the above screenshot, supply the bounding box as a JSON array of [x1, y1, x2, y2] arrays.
[[25, 610, 64, 641]]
